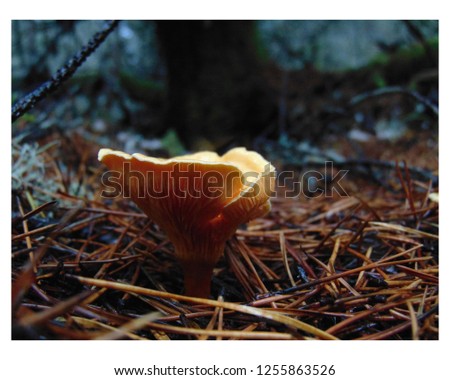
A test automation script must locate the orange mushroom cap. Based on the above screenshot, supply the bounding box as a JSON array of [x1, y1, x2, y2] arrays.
[[98, 147, 275, 298]]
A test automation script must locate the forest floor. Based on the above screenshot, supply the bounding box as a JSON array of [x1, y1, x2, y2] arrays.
[[12, 64, 438, 340]]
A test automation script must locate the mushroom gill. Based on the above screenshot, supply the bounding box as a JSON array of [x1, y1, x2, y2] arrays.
[[98, 147, 275, 298]]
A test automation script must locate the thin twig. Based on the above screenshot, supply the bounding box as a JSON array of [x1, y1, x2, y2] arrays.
[[12, 20, 119, 123], [350, 86, 438, 116]]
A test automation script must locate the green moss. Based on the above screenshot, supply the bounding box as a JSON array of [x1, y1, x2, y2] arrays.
[[368, 36, 438, 70], [361, 36, 438, 86], [161, 129, 186, 156], [20, 113, 37, 123], [399, 36, 438, 59], [252, 22, 270, 63], [369, 52, 390, 67], [118, 71, 164, 103], [371, 72, 387, 88]]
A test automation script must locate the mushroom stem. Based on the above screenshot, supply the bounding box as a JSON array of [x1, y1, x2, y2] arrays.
[[181, 261, 215, 298]]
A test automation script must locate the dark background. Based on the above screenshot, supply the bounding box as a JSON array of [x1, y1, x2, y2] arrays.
[[12, 20, 438, 158]]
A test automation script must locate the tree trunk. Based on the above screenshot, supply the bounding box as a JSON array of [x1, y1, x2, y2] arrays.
[[156, 20, 274, 150]]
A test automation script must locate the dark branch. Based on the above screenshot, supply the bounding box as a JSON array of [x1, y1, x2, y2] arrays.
[[350, 86, 438, 117], [12, 20, 120, 123]]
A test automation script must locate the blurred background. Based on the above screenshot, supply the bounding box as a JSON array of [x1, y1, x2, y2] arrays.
[[12, 20, 438, 177]]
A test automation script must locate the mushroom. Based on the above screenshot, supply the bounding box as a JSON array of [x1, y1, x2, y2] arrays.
[[98, 147, 275, 298]]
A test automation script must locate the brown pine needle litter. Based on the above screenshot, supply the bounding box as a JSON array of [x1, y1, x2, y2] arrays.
[[11, 133, 438, 340]]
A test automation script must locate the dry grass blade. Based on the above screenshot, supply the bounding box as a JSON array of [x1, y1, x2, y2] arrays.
[[137, 322, 292, 340], [96, 311, 164, 340], [17, 291, 93, 327], [12, 223, 58, 241], [280, 232, 296, 287], [407, 301, 419, 340], [395, 265, 438, 284], [325, 299, 409, 335], [17, 200, 58, 221], [68, 275, 338, 340], [72, 317, 147, 340], [369, 221, 438, 239]]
